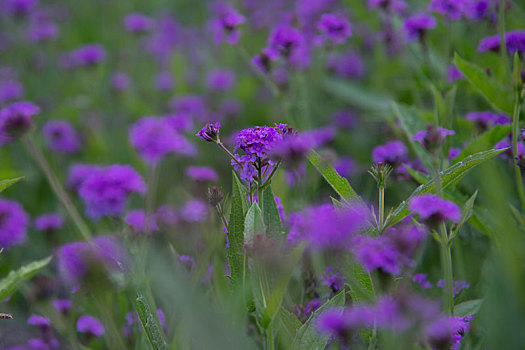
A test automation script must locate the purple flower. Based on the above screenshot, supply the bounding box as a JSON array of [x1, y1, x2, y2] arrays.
[[326, 50, 365, 79], [332, 110, 356, 129], [206, 69, 236, 92], [124, 13, 154, 34], [466, 111, 510, 129], [0, 101, 40, 144], [125, 209, 159, 233], [315, 13, 352, 46], [288, 203, 370, 250], [34, 213, 63, 233], [270, 133, 314, 166], [155, 205, 179, 227], [180, 199, 209, 223], [130, 117, 192, 164], [409, 194, 461, 225], [448, 147, 461, 160], [438, 279, 471, 296], [252, 47, 279, 73], [27, 338, 59, 350], [210, 3, 245, 45], [463, 0, 491, 20], [428, 0, 467, 20], [27, 315, 51, 328], [42, 120, 82, 154], [61, 44, 106, 69], [1, 0, 38, 17], [425, 315, 473, 350], [77, 315, 104, 337], [413, 273, 433, 289], [186, 166, 218, 182], [447, 64, 464, 83], [0, 79, 24, 104], [111, 72, 132, 92], [0, 199, 28, 248], [58, 236, 127, 284], [67, 163, 101, 190], [368, 0, 408, 15], [27, 13, 58, 42], [403, 13, 437, 41], [78, 164, 146, 219], [154, 71, 174, 92], [163, 113, 193, 133], [52, 299, 72, 315], [322, 267, 345, 292], [478, 30, 525, 54], [372, 140, 408, 167], [334, 157, 355, 178], [196, 122, 221, 142], [170, 94, 207, 122], [268, 24, 308, 67], [413, 125, 455, 151]]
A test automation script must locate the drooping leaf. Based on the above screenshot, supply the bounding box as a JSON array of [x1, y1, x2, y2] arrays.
[[135, 293, 168, 350], [454, 299, 483, 317], [0, 177, 23, 193], [454, 54, 513, 115], [0, 256, 52, 301], [385, 148, 506, 228], [261, 186, 283, 238], [292, 289, 345, 350], [308, 150, 359, 202], [228, 171, 249, 288], [452, 124, 511, 164]]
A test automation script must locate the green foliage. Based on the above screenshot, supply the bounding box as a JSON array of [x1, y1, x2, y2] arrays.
[[0, 177, 23, 193], [452, 125, 511, 164], [243, 202, 265, 244], [135, 294, 169, 350], [228, 171, 249, 288], [261, 186, 283, 238], [455, 299, 483, 317], [0, 256, 52, 301]]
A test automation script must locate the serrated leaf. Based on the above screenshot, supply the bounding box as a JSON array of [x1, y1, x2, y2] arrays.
[[385, 148, 505, 228], [135, 293, 168, 350], [228, 171, 249, 288], [323, 78, 392, 113], [261, 186, 283, 238], [452, 124, 511, 164], [0, 177, 23, 193], [244, 202, 265, 244], [292, 290, 345, 350], [454, 299, 483, 317], [0, 256, 52, 301], [308, 150, 359, 202], [454, 54, 513, 115]]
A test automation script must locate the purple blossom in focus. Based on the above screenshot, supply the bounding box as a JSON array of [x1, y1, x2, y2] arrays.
[[76, 315, 104, 337], [409, 194, 461, 225], [42, 120, 82, 154], [77, 164, 146, 219], [0, 198, 28, 248], [34, 213, 64, 232], [196, 122, 221, 142]]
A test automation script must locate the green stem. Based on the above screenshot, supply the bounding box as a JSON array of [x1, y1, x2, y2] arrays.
[[217, 141, 243, 167], [23, 136, 92, 241], [498, 0, 511, 77], [145, 165, 158, 234], [439, 223, 454, 315], [378, 186, 385, 232], [511, 84, 525, 212]]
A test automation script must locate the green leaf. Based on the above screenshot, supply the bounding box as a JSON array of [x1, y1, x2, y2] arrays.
[[244, 202, 265, 244], [450, 191, 478, 241], [403, 166, 431, 185], [323, 78, 392, 113], [452, 124, 511, 164], [346, 263, 374, 304], [330, 196, 345, 208], [385, 148, 506, 227], [292, 290, 345, 350], [454, 53, 513, 115], [276, 308, 302, 349], [454, 299, 483, 317], [308, 150, 359, 202], [0, 177, 23, 193], [228, 171, 248, 288], [135, 293, 168, 350], [0, 256, 52, 301], [261, 244, 305, 328], [261, 186, 283, 238]]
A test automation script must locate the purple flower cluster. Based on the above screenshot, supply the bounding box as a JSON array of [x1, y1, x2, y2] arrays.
[[478, 30, 525, 54], [0, 101, 40, 144], [186, 166, 218, 182], [124, 13, 154, 34], [125, 209, 159, 234], [413, 125, 455, 151], [130, 116, 195, 164], [326, 50, 366, 79], [61, 44, 106, 69], [28, 11, 58, 42], [58, 235, 127, 284], [111, 72, 132, 92], [409, 194, 461, 225], [42, 120, 82, 154], [180, 199, 209, 223], [34, 213, 63, 233], [76, 315, 104, 337], [210, 3, 245, 45], [206, 69, 236, 92], [403, 14, 437, 41], [0, 78, 24, 104], [372, 140, 408, 167], [267, 24, 309, 68], [466, 111, 510, 129], [1, 0, 38, 17], [75, 164, 146, 219], [0, 198, 29, 248], [315, 13, 352, 46], [287, 203, 370, 250]]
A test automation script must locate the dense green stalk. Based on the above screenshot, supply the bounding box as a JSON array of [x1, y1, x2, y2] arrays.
[[511, 81, 525, 212], [378, 186, 385, 232], [23, 136, 92, 241]]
